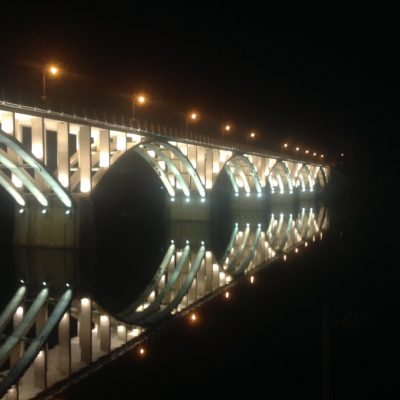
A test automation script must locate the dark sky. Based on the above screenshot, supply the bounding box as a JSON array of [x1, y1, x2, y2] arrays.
[[0, 9, 396, 164]]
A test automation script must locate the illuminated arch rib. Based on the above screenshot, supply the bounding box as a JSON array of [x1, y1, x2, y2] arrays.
[[266, 212, 293, 251], [94, 140, 206, 198], [224, 155, 262, 194], [158, 142, 206, 197], [296, 164, 314, 191], [117, 244, 176, 321], [121, 245, 191, 324], [268, 161, 293, 193], [0, 130, 73, 208], [137, 245, 205, 325], [314, 166, 328, 188], [135, 146, 176, 197]]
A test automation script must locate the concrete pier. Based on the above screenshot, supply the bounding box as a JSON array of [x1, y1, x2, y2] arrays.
[[13, 194, 96, 249]]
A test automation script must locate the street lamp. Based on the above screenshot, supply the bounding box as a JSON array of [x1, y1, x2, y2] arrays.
[[221, 124, 231, 138], [132, 93, 147, 125], [247, 131, 256, 144], [186, 111, 199, 130], [42, 64, 60, 100]]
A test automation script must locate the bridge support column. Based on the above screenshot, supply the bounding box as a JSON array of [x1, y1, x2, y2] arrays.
[[34, 304, 48, 389], [13, 194, 96, 248], [231, 194, 268, 224], [58, 312, 71, 376], [270, 192, 295, 204], [165, 196, 210, 222]]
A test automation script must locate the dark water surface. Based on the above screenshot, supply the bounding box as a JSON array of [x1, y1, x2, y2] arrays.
[[52, 200, 398, 399], [1, 160, 399, 399]]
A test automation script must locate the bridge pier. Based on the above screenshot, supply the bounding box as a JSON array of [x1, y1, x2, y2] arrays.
[[13, 194, 96, 249], [165, 196, 210, 222]]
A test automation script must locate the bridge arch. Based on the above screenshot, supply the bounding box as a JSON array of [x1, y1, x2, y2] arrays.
[[315, 166, 328, 188], [296, 164, 314, 192], [0, 129, 73, 208], [93, 140, 206, 198], [268, 160, 293, 193], [222, 154, 262, 194]]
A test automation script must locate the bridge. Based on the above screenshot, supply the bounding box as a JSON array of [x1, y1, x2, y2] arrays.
[[0, 102, 329, 248], [0, 207, 328, 399]]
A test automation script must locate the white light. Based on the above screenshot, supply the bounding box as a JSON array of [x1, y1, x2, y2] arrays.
[[186, 240, 189, 244], [42, 209, 47, 214], [171, 197, 175, 202], [20, 279, 24, 284], [213, 264, 219, 272], [100, 315, 109, 323], [171, 239, 174, 244], [130, 328, 141, 337], [246, 223, 250, 227], [81, 298, 90, 306], [246, 192, 250, 197], [283, 254, 287, 261], [200, 198, 205, 203], [201, 241, 205, 245], [117, 325, 125, 333], [19, 208, 24, 214], [225, 291, 230, 299], [235, 193, 239, 197], [295, 248, 299, 253], [66, 283, 70, 287], [16, 306, 23, 316], [65, 209, 71, 215], [250, 276, 255, 284], [257, 193, 262, 198], [185, 197, 190, 203], [258, 223, 261, 227], [1, 119, 13, 134], [42, 281, 47, 286]]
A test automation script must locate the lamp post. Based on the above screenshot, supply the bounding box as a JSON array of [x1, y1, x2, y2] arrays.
[[221, 124, 231, 139], [246, 131, 256, 145], [186, 111, 199, 130], [42, 64, 59, 101], [132, 94, 147, 126]]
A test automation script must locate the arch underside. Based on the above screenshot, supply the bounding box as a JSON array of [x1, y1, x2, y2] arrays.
[[296, 164, 314, 191], [95, 140, 206, 198], [269, 161, 293, 193], [224, 155, 262, 194], [115, 207, 327, 326], [0, 130, 73, 208]]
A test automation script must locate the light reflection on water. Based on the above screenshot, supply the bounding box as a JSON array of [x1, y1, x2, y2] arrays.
[[0, 205, 328, 399]]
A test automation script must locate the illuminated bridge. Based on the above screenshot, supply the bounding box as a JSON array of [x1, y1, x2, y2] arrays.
[[0, 102, 328, 247], [0, 207, 328, 399]]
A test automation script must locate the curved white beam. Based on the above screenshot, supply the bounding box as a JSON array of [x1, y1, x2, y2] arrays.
[[270, 161, 293, 191], [0, 170, 26, 206], [160, 143, 206, 197], [223, 164, 240, 193], [240, 155, 262, 193], [136, 147, 176, 197], [145, 144, 190, 197], [225, 155, 262, 194], [0, 130, 73, 208], [0, 151, 48, 206]]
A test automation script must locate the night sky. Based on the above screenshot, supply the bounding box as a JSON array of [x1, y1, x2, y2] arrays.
[[0, 10, 397, 173]]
